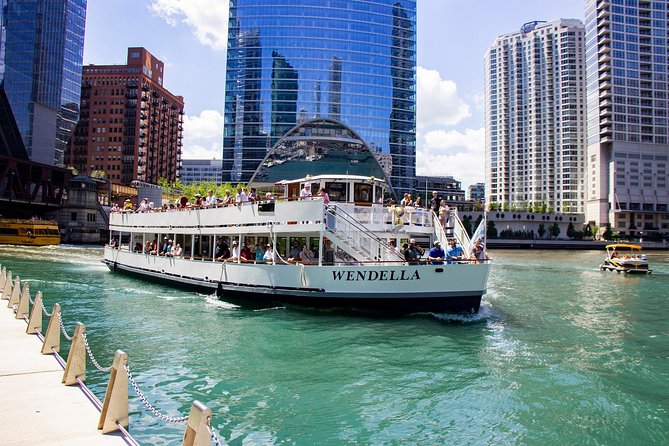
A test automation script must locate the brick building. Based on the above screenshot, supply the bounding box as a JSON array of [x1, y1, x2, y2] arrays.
[[66, 47, 184, 185]]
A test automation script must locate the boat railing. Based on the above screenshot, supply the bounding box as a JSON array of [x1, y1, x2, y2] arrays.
[[325, 204, 406, 262], [431, 210, 472, 257]]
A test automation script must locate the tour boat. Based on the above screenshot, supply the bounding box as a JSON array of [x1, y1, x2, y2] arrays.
[[103, 175, 491, 313], [599, 243, 652, 274], [0, 218, 60, 246]]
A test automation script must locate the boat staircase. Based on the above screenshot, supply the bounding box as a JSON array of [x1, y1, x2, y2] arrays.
[[431, 211, 472, 257], [324, 205, 405, 263]]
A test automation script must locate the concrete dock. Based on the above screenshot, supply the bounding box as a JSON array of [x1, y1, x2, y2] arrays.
[[0, 305, 129, 445]]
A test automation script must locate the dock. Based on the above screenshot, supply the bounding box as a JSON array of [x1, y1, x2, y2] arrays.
[[0, 302, 129, 445]]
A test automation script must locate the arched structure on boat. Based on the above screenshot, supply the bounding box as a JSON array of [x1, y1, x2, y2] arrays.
[[249, 118, 392, 194]]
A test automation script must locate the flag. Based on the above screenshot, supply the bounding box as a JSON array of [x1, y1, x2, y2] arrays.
[[469, 219, 485, 251]]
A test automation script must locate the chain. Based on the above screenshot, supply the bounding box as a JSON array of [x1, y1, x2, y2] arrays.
[[57, 311, 72, 341], [124, 364, 189, 424], [12, 303, 17, 314], [41, 300, 52, 317], [81, 331, 112, 372], [208, 419, 223, 446]]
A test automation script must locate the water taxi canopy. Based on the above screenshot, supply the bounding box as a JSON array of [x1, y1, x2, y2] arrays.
[[605, 243, 642, 250]]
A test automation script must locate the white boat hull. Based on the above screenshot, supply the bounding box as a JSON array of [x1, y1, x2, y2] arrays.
[[103, 247, 491, 313]]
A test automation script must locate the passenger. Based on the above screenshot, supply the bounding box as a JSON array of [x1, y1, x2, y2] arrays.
[[123, 199, 134, 212], [229, 240, 240, 261], [287, 241, 302, 262], [214, 239, 230, 261], [164, 240, 173, 257], [172, 243, 183, 257], [414, 196, 423, 208], [299, 244, 315, 264], [427, 241, 446, 265], [144, 241, 152, 254], [439, 200, 450, 228], [471, 239, 488, 263], [323, 240, 335, 265], [240, 242, 253, 262], [446, 239, 465, 263], [159, 237, 170, 255], [300, 183, 312, 200], [110, 238, 118, 248], [179, 195, 189, 209], [400, 193, 412, 206], [409, 239, 424, 260], [235, 187, 248, 204], [264, 192, 275, 201], [220, 190, 233, 205], [403, 242, 417, 265], [318, 187, 330, 204], [194, 193, 203, 207], [248, 188, 258, 202], [429, 191, 440, 213], [205, 189, 217, 207], [263, 243, 276, 264], [386, 239, 400, 260], [111, 203, 120, 213], [138, 198, 150, 213], [255, 242, 266, 263], [134, 242, 143, 253]]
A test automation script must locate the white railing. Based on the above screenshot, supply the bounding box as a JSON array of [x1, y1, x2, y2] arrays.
[[431, 209, 472, 257]]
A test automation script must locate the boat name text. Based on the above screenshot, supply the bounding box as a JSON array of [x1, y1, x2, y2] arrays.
[[332, 270, 420, 281]]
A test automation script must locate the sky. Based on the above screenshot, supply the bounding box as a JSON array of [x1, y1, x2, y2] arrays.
[[83, 0, 585, 189]]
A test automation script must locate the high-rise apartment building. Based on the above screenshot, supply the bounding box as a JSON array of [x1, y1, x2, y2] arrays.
[[0, 0, 87, 165], [66, 48, 184, 185], [485, 19, 587, 213], [180, 159, 224, 185], [223, 0, 416, 196], [585, 0, 669, 236]]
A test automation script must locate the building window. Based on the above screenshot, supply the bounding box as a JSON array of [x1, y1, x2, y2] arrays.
[[71, 212, 77, 221]]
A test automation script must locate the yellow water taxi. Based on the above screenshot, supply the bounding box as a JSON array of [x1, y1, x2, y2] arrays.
[[0, 219, 60, 246], [600, 243, 651, 274]]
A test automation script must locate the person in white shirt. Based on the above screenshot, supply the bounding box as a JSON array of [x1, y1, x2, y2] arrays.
[[138, 198, 150, 213], [263, 244, 275, 264], [300, 183, 312, 200], [230, 240, 240, 260], [235, 187, 248, 204], [205, 189, 217, 207]]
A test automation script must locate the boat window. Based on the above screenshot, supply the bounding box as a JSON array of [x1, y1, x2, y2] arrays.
[[354, 183, 372, 203], [35, 229, 46, 235], [276, 237, 287, 257], [48, 229, 59, 235], [287, 184, 300, 200], [0, 228, 19, 235], [325, 182, 347, 202]]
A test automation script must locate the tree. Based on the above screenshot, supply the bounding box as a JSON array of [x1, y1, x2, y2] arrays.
[[567, 222, 576, 239], [549, 222, 561, 239], [538, 223, 546, 239], [603, 224, 613, 240], [461, 216, 472, 237], [487, 220, 498, 239]]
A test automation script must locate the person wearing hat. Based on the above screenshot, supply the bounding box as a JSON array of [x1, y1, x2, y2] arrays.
[[409, 238, 424, 259], [194, 193, 204, 207], [428, 240, 446, 265], [228, 240, 240, 261], [446, 238, 465, 263], [123, 199, 133, 212], [263, 242, 275, 264], [138, 197, 150, 213]]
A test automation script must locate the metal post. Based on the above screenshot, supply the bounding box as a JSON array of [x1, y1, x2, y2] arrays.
[[27, 291, 43, 334], [41, 303, 62, 354], [181, 401, 212, 446], [98, 350, 129, 434], [62, 322, 86, 385]]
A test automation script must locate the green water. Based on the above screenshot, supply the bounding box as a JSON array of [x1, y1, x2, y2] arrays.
[[0, 245, 668, 445]]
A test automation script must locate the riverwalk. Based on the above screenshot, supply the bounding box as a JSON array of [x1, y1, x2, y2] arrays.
[[0, 302, 128, 445]]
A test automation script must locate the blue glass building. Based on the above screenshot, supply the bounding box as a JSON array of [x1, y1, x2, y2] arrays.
[[223, 0, 416, 196], [0, 0, 87, 165]]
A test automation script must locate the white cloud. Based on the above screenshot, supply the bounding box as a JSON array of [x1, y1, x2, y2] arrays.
[[417, 127, 485, 188], [181, 109, 223, 159], [183, 109, 224, 139], [150, 0, 229, 50], [417, 66, 470, 128]]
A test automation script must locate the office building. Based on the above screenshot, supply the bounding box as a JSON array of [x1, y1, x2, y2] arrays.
[[0, 0, 87, 166], [468, 183, 485, 202], [180, 159, 224, 184], [415, 175, 465, 203], [66, 48, 184, 185], [585, 0, 669, 236], [485, 19, 587, 214], [223, 0, 416, 196]]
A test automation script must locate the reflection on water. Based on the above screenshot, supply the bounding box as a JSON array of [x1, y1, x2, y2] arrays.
[[0, 245, 668, 445]]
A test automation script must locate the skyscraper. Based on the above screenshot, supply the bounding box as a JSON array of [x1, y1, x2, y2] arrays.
[[66, 48, 184, 185], [485, 19, 587, 214], [0, 0, 87, 166], [585, 0, 669, 237], [223, 0, 416, 195]]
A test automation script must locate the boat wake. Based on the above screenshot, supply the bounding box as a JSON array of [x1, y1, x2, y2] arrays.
[[429, 301, 494, 323]]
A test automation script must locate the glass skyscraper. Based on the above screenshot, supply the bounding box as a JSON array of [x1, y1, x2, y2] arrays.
[[585, 0, 669, 237], [223, 0, 416, 195], [0, 0, 87, 166]]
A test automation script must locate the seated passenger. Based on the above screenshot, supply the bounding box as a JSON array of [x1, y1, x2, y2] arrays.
[[287, 241, 302, 262], [403, 242, 418, 265], [240, 242, 253, 262], [263, 243, 275, 264], [172, 243, 183, 257], [255, 242, 266, 263], [299, 244, 315, 264]]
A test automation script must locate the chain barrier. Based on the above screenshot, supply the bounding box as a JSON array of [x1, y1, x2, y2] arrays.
[[12, 303, 17, 314], [208, 420, 223, 446], [41, 299, 52, 317], [57, 311, 73, 341], [124, 363, 189, 424], [81, 331, 112, 372]]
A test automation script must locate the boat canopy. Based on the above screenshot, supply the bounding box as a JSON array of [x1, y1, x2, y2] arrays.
[[605, 243, 642, 250]]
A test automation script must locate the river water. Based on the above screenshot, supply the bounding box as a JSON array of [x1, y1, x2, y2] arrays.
[[0, 245, 667, 445]]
